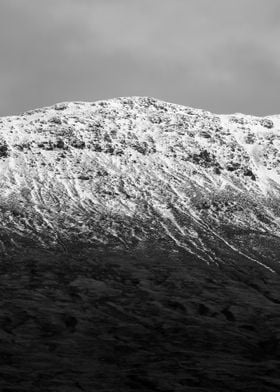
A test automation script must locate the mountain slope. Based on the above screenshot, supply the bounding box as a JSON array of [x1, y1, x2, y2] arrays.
[[0, 97, 280, 391], [0, 96, 280, 269]]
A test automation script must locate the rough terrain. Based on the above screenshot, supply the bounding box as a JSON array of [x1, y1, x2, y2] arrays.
[[0, 97, 280, 391]]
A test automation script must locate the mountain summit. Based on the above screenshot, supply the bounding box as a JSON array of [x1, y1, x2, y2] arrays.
[[0, 97, 280, 391], [0, 96, 280, 269]]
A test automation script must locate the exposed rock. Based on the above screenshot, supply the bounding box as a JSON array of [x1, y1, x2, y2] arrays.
[[244, 168, 256, 180], [260, 118, 274, 129], [54, 102, 68, 111], [70, 138, 85, 149], [0, 139, 9, 158], [49, 115, 62, 125]]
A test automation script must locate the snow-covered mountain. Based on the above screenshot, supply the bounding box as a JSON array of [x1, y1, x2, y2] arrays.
[[1, 97, 280, 391], [1, 96, 280, 270]]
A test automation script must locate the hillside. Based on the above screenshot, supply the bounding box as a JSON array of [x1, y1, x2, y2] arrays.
[[1, 96, 280, 269], [0, 97, 280, 391]]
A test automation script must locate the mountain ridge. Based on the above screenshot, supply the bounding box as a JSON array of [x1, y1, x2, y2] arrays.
[[0, 96, 280, 271]]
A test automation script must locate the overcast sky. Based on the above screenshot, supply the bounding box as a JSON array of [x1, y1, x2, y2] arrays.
[[1, 0, 280, 116]]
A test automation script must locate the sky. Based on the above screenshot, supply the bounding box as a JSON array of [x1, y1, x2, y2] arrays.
[[1, 0, 280, 116]]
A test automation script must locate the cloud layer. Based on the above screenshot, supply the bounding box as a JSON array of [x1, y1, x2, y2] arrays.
[[1, 0, 280, 115]]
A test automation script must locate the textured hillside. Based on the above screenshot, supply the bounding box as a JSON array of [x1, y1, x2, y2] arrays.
[[0, 97, 280, 391], [1, 96, 280, 269]]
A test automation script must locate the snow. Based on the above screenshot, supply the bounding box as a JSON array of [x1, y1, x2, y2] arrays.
[[0, 97, 279, 270]]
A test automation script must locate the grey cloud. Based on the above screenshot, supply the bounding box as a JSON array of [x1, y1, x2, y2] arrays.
[[0, 0, 280, 115]]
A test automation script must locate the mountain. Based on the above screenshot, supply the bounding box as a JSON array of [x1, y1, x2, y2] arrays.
[[0, 97, 280, 391]]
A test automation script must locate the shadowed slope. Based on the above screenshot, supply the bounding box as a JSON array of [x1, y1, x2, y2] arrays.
[[0, 247, 280, 391]]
